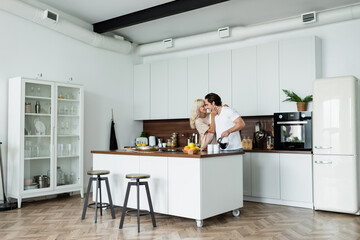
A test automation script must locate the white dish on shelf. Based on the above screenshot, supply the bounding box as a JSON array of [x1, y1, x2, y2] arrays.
[[34, 118, 46, 135]]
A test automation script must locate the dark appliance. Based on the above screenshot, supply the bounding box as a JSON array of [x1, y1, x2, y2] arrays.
[[274, 111, 312, 150]]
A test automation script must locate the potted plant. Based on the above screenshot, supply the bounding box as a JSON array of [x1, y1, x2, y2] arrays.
[[282, 89, 313, 111]]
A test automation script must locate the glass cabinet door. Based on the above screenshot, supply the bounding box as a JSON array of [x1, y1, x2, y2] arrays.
[[56, 85, 81, 186], [24, 82, 53, 191]]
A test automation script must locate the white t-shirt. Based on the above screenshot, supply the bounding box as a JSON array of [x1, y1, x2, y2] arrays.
[[210, 107, 242, 150]]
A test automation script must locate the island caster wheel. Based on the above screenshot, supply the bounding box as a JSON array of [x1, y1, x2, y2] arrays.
[[232, 209, 240, 217], [196, 219, 203, 227]]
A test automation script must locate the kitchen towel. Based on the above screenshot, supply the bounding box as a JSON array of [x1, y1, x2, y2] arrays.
[[109, 110, 118, 150]]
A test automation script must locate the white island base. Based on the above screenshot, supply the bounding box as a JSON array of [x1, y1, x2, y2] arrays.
[[92, 151, 244, 227]]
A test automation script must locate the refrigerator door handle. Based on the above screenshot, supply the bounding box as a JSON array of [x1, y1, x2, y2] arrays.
[[314, 146, 332, 149], [314, 160, 333, 164]]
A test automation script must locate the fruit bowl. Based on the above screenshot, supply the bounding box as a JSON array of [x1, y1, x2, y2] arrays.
[[183, 149, 199, 154]]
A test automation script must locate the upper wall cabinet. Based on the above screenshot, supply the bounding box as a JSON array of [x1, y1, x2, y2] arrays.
[[209, 50, 232, 106], [257, 42, 280, 115], [279, 36, 322, 112], [133, 36, 321, 120], [232, 46, 257, 116], [134, 64, 150, 120], [168, 58, 188, 119], [187, 54, 209, 117], [151, 61, 168, 119]]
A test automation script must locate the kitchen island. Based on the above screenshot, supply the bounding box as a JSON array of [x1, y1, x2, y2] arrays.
[[91, 149, 244, 227]]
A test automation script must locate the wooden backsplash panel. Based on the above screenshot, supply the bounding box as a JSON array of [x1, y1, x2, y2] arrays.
[[143, 119, 197, 147], [143, 115, 274, 148]]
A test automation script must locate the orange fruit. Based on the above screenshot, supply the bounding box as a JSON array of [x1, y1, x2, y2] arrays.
[[184, 146, 190, 150], [190, 147, 197, 150]]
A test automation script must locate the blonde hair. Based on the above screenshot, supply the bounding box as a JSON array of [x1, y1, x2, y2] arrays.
[[190, 99, 205, 129]]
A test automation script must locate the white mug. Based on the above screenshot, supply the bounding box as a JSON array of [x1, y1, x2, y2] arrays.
[[213, 144, 220, 153], [207, 144, 213, 153]]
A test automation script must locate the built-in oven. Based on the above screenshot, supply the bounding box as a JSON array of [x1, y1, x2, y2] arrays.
[[274, 111, 312, 151]]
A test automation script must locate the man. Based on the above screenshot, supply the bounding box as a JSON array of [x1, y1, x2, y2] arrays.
[[203, 93, 245, 150]]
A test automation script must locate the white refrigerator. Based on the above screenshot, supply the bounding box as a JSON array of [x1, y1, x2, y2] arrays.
[[313, 76, 360, 215]]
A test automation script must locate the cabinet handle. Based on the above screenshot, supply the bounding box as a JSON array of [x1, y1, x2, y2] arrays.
[[314, 146, 332, 149], [314, 160, 332, 164]]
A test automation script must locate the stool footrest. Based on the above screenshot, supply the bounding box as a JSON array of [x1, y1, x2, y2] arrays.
[[125, 209, 150, 217], [88, 202, 109, 209]]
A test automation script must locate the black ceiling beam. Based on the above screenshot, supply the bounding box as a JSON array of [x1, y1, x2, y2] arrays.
[[93, 0, 229, 34]]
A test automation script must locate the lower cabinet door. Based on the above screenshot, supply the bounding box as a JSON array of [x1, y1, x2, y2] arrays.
[[139, 156, 168, 214], [243, 153, 252, 196], [251, 153, 280, 199], [280, 154, 312, 203], [168, 157, 201, 219]]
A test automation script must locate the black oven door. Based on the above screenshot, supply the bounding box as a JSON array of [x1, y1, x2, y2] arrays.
[[274, 121, 311, 150]]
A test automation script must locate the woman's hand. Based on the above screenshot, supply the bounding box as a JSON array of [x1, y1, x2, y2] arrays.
[[210, 108, 216, 117]]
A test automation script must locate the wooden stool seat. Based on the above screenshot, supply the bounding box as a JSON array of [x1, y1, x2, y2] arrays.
[[126, 173, 150, 179], [87, 170, 110, 175]]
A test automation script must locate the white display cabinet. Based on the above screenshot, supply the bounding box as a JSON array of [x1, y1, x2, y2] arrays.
[[7, 77, 84, 208]]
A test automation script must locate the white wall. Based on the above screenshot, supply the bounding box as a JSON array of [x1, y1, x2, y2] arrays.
[[0, 10, 142, 200], [143, 19, 360, 80]]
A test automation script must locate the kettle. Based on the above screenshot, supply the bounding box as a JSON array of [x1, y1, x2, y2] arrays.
[[217, 136, 229, 150]]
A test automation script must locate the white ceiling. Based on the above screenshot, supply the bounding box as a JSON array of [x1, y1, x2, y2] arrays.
[[37, 0, 360, 44]]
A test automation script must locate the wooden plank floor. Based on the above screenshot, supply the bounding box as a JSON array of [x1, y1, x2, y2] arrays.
[[1, 194, 360, 240]]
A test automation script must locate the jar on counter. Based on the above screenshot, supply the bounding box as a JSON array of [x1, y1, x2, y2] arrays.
[[166, 139, 172, 147], [171, 136, 178, 147], [267, 136, 274, 150]]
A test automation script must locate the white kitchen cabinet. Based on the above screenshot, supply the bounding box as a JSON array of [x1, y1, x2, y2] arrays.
[[280, 154, 312, 203], [151, 61, 168, 119], [209, 50, 232, 106], [134, 64, 150, 120], [243, 153, 252, 196], [168, 58, 188, 118], [257, 42, 279, 115], [92, 154, 139, 209], [168, 157, 201, 219], [187, 54, 209, 116], [232, 46, 257, 116], [279, 36, 322, 112], [251, 152, 280, 199], [139, 156, 168, 214], [7, 77, 84, 208]]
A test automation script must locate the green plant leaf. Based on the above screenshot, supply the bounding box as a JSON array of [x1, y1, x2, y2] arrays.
[[282, 89, 313, 102], [302, 95, 313, 103]]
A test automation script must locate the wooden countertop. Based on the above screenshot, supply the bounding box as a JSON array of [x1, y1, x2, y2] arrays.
[[91, 149, 245, 158], [244, 149, 312, 154]]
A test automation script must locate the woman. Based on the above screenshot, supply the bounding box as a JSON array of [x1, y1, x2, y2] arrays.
[[190, 99, 216, 150]]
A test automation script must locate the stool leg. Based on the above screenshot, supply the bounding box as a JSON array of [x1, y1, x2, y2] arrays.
[[98, 175, 103, 216], [144, 182, 156, 227], [105, 178, 116, 219], [81, 177, 93, 220], [119, 182, 131, 229], [94, 176, 100, 223], [137, 179, 140, 233]]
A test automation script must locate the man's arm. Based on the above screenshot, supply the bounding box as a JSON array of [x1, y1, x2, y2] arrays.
[[221, 116, 245, 137]]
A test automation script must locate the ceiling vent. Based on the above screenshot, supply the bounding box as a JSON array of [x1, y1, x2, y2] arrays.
[[43, 9, 59, 23], [218, 27, 230, 38], [163, 38, 173, 48], [301, 11, 316, 24]]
